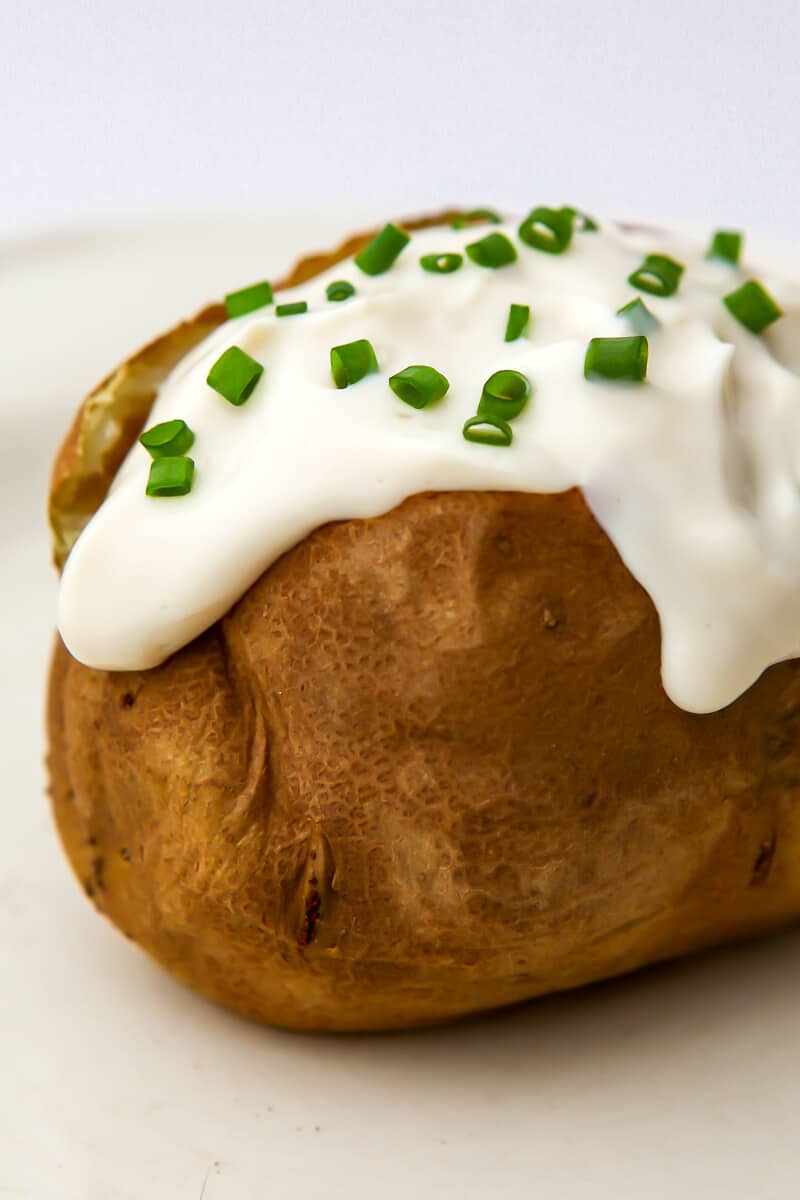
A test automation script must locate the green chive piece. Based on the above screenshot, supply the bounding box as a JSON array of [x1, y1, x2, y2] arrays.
[[465, 232, 517, 269], [628, 253, 684, 297], [478, 369, 531, 421], [145, 455, 195, 497], [707, 230, 743, 265], [451, 208, 502, 229], [330, 339, 379, 388], [139, 418, 195, 458], [224, 281, 273, 318], [463, 416, 513, 447], [206, 345, 264, 406], [420, 252, 463, 274], [388, 365, 450, 410], [326, 280, 356, 302], [561, 206, 599, 232], [584, 336, 648, 383], [504, 303, 531, 342], [354, 223, 410, 276], [518, 206, 574, 254], [275, 301, 308, 317], [616, 297, 658, 334], [723, 280, 783, 333]]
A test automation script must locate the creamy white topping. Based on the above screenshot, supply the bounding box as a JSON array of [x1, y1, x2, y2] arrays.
[[57, 216, 800, 712]]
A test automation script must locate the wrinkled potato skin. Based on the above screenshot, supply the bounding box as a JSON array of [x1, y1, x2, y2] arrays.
[[47, 217, 800, 1032]]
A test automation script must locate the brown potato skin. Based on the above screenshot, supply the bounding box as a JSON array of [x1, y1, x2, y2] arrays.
[[47, 218, 800, 1032]]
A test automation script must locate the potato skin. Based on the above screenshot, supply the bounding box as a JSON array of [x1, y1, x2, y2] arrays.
[[47, 212, 800, 1031], [49, 485, 800, 1031]]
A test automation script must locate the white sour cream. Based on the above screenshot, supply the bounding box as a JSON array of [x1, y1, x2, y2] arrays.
[[57, 216, 800, 713]]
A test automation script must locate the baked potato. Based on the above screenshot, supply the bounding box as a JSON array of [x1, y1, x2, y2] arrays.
[[47, 211, 800, 1032]]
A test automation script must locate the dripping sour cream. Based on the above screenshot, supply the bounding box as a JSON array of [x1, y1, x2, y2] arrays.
[[57, 215, 800, 713]]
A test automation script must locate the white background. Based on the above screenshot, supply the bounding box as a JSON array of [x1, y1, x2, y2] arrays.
[[3, 0, 800, 238], [4, 2, 800, 1197]]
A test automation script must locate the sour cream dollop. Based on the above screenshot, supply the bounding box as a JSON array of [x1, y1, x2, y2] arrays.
[[57, 216, 800, 713]]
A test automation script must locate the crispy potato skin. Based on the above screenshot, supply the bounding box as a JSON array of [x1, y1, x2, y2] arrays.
[[47, 217, 800, 1032]]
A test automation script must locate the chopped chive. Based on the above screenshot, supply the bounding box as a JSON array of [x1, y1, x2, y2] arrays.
[[389, 365, 450, 410], [478, 369, 531, 421], [224, 281, 273, 318], [463, 416, 513, 447], [330, 338, 379, 388], [465, 232, 517, 269], [518, 206, 574, 254], [139, 418, 195, 458], [354, 223, 410, 275], [723, 280, 783, 333], [275, 301, 308, 317], [628, 253, 684, 297], [451, 208, 502, 229], [584, 336, 648, 383], [504, 303, 530, 342], [206, 345, 264, 406], [326, 280, 356, 302], [420, 252, 463, 274], [145, 455, 195, 497], [707, 230, 743, 265], [617, 297, 658, 334], [561, 206, 599, 232]]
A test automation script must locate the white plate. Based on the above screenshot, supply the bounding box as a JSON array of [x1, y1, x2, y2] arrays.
[[3, 216, 800, 1200]]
